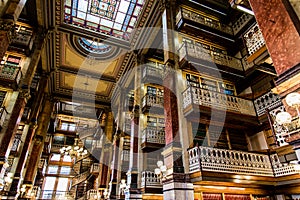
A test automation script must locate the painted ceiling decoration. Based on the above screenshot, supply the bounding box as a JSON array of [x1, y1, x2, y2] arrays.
[[64, 0, 145, 41]]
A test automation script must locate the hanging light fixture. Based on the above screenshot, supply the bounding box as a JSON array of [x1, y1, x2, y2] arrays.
[[59, 134, 88, 157]]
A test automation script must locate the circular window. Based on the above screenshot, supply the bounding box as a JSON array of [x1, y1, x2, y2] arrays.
[[78, 38, 112, 54]]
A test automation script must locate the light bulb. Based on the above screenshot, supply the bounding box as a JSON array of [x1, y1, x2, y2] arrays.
[[157, 160, 163, 168], [276, 111, 292, 125], [286, 92, 300, 107], [160, 165, 167, 173], [154, 168, 161, 175]]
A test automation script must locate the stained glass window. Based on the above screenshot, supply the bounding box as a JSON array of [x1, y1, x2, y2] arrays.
[[78, 38, 112, 54], [64, 0, 145, 40]]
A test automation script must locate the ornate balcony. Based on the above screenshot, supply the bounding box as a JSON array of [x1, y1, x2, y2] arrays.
[[141, 94, 164, 114], [182, 86, 257, 121], [141, 171, 162, 193], [254, 91, 282, 117], [176, 7, 233, 36], [141, 128, 165, 150], [0, 106, 8, 129], [10, 134, 22, 156], [10, 23, 34, 55], [0, 65, 22, 88], [142, 64, 164, 82], [188, 146, 300, 181], [178, 42, 244, 74]]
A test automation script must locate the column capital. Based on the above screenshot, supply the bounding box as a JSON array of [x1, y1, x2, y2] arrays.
[[159, 0, 176, 12]]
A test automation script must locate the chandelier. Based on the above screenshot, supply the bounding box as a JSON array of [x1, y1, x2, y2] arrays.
[[59, 135, 88, 157]]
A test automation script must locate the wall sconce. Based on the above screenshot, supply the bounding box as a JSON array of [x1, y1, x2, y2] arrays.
[[276, 92, 300, 128]]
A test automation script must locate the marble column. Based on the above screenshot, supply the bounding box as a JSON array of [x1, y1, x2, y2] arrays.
[[249, 0, 300, 96]]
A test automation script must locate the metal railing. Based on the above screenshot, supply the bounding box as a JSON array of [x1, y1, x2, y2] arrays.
[[141, 128, 165, 145], [176, 7, 233, 35], [142, 94, 164, 109], [178, 41, 244, 71], [182, 86, 256, 116], [142, 64, 164, 80]]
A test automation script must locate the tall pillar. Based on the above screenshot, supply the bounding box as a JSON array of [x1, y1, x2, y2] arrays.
[[249, 0, 300, 95], [109, 134, 120, 199], [126, 53, 142, 200], [98, 111, 113, 190], [8, 124, 37, 197], [160, 0, 194, 199]]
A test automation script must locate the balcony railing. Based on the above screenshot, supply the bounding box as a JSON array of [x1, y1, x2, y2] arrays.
[[176, 7, 233, 35], [90, 163, 100, 174], [141, 171, 161, 188], [10, 134, 22, 155], [142, 94, 164, 109], [142, 64, 164, 80], [141, 128, 165, 145], [243, 23, 265, 56], [188, 146, 300, 177], [254, 91, 282, 117], [178, 42, 244, 71], [0, 106, 8, 128], [40, 190, 75, 200], [0, 65, 22, 85], [182, 86, 256, 116]]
